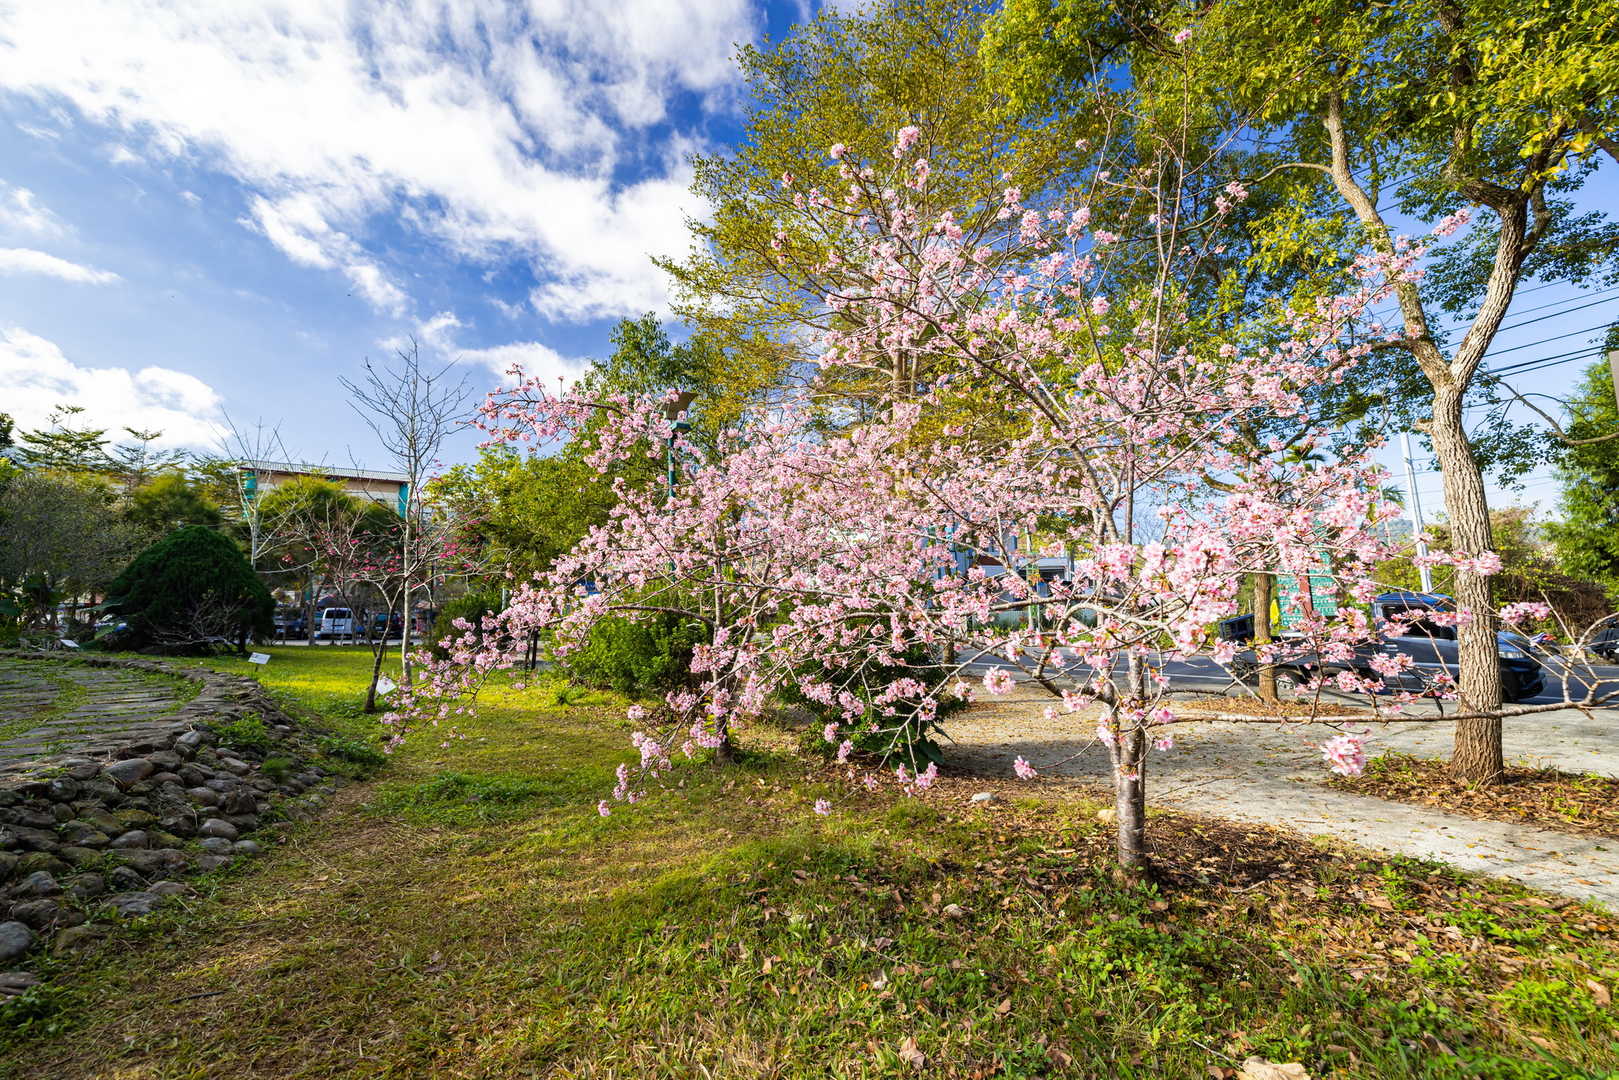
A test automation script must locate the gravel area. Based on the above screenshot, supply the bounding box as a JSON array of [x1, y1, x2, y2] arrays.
[[944, 685, 1619, 909]]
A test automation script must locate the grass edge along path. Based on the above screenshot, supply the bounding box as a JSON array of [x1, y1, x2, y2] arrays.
[[1329, 752, 1619, 843], [0, 647, 1614, 1078]]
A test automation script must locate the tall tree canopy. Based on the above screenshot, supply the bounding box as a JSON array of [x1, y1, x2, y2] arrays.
[[983, 0, 1619, 782]]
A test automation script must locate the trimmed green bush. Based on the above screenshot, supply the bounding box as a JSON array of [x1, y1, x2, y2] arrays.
[[428, 591, 502, 659], [102, 525, 273, 654], [560, 612, 706, 696]]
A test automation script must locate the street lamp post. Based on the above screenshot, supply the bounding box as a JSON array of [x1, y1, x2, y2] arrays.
[[662, 390, 696, 500]]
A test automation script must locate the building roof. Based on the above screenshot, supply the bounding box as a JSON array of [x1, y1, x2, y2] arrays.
[[242, 460, 410, 484]]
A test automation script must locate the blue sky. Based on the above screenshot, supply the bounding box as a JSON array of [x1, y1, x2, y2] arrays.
[[0, 0, 816, 466], [0, 0, 1612, 523]]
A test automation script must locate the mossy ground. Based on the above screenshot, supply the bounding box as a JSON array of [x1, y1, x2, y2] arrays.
[[1, 647, 1615, 1078]]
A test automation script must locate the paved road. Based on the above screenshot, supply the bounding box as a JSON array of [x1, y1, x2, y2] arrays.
[[959, 649, 1619, 709]]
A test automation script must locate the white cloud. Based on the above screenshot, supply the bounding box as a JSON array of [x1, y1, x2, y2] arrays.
[[388, 309, 586, 383], [0, 184, 67, 237], [0, 247, 119, 284], [0, 1, 753, 321], [241, 193, 408, 314], [0, 326, 225, 447]]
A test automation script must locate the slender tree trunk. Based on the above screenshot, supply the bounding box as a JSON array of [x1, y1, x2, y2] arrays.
[[364, 628, 391, 713], [1253, 572, 1277, 702], [1111, 722, 1148, 873], [1431, 387, 1504, 782]]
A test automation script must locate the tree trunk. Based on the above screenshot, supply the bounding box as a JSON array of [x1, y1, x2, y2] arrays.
[[364, 632, 390, 713], [1430, 387, 1504, 783], [1111, 722, 1148, 874], [1253, 572, 1277, 703]]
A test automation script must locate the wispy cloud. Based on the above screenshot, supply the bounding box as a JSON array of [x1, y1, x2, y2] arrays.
[[0, 184, 68, 237], [0, 247, 119, 284], [386, 310, 588, 384], [0, 0, 755, 321], [0, 326, 225, 447]]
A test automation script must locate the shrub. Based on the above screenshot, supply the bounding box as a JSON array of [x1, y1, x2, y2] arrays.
[[102, 525, 273, 654], [560, 612, 706, 696], [427, 591, 503, 659], [781, 642, 965, 770], [213, 715, 273, 754]]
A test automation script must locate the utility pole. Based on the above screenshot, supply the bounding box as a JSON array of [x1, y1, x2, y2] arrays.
[[1401, 431, 1434, 593], [1607, 349, 1619, 408]]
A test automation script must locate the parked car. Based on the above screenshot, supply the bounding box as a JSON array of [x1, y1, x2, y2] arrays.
[[369, 611, 404, 637], [273, 609, 307, 639], [1236, 591, 1546, 703], [1587, 619, 1619, 663], [315, 607, 359, 640]]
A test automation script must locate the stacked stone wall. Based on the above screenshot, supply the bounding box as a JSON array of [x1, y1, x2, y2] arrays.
[[0, 654, 338, 981]]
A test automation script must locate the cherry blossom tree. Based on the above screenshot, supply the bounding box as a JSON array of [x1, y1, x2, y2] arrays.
[[391, 124, 1571, 871]]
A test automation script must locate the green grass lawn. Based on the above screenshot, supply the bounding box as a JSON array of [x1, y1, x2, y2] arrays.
[[2, 646, 1616, 1078]]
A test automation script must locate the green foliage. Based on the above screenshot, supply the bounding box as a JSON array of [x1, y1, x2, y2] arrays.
[[1548, 361, 1619, 603], [126, 472, 223, 535], [104, 525, 274, 653], [662, 0, 1090, 413], [259, 755, 295, 782], [560, 612, 707, 696], [313, 732, 387, 777], [427, 590, 503, 659], [0, 470, 143, 624], [0, 982, 82, 1051], [1493, 977, 1607, 1030], [782, 642, 965, 769], [984, 0, 1619, 482], [15, 405, 110, 472], [430, 313, 736, 581], [212, 715, 273, 754]]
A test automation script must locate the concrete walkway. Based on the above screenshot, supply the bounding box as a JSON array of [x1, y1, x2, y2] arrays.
[[945, 687, 1619, 909]]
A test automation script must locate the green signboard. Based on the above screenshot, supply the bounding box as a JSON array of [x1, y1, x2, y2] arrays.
[[1274, 570, 1338, 628]]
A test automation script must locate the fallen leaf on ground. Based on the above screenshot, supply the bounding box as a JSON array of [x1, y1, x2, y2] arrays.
[[898, 1035, 926, 1070], [1237, 1058, 1310, 1080]]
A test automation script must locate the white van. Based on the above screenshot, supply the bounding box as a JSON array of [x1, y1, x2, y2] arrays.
[[316, 607, 358, 640]]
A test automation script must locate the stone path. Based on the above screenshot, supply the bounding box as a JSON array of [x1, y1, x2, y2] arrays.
[[0, 658, 189, 773], [945, 685, 1619, 910]]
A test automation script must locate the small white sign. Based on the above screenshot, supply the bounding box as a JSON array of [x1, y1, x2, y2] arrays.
[[248, 652, 271, 665], [375, 675, 397, 696], [58, 638, 80, 649]]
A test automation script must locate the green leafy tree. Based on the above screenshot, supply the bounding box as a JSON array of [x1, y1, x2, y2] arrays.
[[660, 0, 1092, 412], [436, 312, 740, 582], [255, 477, 365, 637], [0, 470, 142, 631], [984, 0, 1619, 782], [126, 472, 224, 536], [1548, 360, 1619, 603], [104, 525, 274, 653], [17, 405, 110, 472], [107, 427, 189, 495]]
